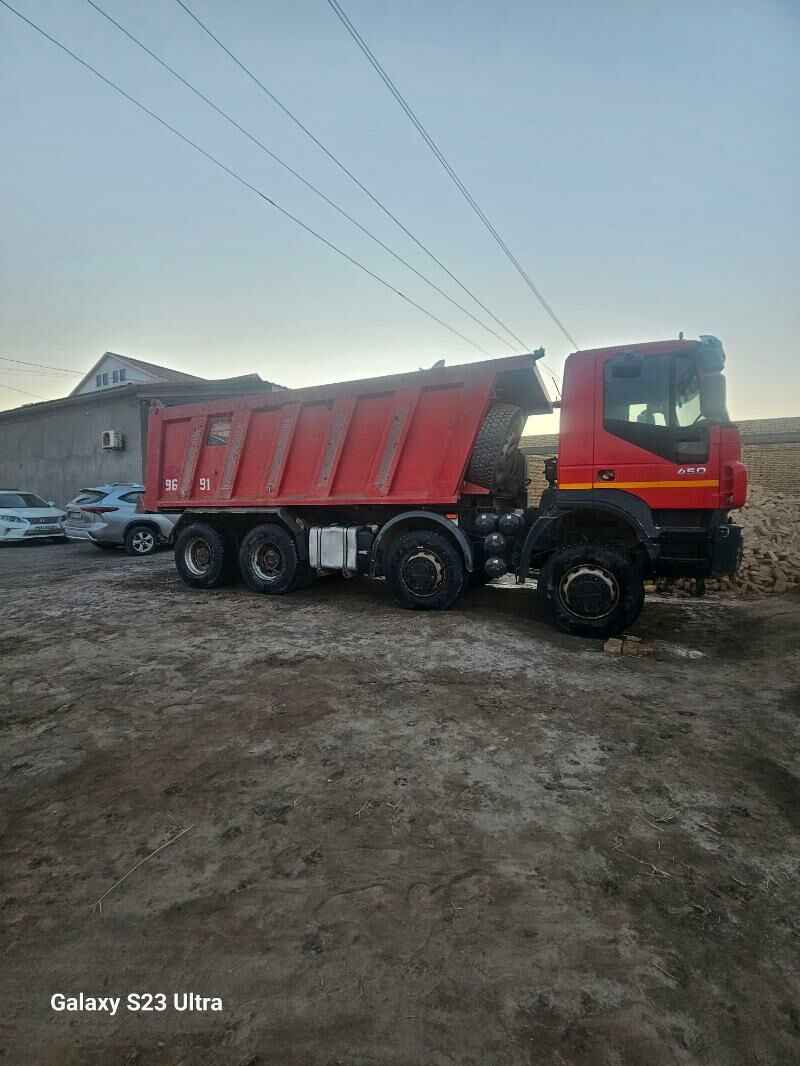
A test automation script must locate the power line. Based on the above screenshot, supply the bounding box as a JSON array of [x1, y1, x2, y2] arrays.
[[0, 381, 48, 400], [0, 0, 497, 360], [0, 355, 83, 373], [173, 0, 531, 352], [82, 0, 507, 355], [0, 367, 78, 377], [326, 0, 580, 353]]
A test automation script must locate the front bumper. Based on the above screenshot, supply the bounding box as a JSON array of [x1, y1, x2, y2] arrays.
[[0, 523, 65, 541], [710, 522, 744, 576]]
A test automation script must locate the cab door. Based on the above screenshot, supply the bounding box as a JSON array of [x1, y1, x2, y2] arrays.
[[592, 351, 720, 510]]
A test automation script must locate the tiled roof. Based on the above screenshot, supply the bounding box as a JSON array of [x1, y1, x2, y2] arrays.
[[111, 353, 204, 383]]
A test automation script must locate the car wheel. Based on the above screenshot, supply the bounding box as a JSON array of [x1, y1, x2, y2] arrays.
[[536, 544, 645, 638], [174, 522, 238, 589], [239, 523, 308, 594], [385, 530, 465, 611], [125, 525, 158, 557]]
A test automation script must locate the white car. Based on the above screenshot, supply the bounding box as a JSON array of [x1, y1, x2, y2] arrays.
[[0, 490, 67, 543]]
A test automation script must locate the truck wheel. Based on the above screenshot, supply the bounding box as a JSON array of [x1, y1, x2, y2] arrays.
[[385, 530, 465, 611], [239, 523, 308, 595], [537, 544, 645, 638], [124, 524, 158, 557], [466, 403, 525, 488], [175, 522, 238, 589]]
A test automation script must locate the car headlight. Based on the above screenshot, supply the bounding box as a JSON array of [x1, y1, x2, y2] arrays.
[[0, 514, 26, 524]]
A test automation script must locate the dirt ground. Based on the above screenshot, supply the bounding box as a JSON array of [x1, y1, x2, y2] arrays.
[[1, 540, 798, 1065]]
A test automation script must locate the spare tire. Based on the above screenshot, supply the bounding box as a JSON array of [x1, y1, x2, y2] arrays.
[[465, 403, 525, 488]]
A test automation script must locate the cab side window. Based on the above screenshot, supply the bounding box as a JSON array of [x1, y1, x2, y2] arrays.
[[603, 356, 674, 460], [603, 354, 709, 463]]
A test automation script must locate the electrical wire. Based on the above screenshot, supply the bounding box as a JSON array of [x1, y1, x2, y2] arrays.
[[0, 367, 79, 376], [0, 0, 496, 360], [173, 0, 531, 352], [326, 0, 580, 352], [0, 355, 83, 373], [81, 0, 509, 354], [0, 381, 48, 400]]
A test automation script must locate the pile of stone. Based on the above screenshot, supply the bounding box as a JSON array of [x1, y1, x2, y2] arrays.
[[649, 486, 800, 597]]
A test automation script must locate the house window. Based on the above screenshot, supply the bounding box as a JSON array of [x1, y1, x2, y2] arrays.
[[119, 368, 126, 382], [96, 375, 102, 388], [112, 370, 119, 384], [102, 373, 108, 386]]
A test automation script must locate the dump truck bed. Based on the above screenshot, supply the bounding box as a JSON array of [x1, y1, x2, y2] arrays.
[[144, 354, 552, 511]]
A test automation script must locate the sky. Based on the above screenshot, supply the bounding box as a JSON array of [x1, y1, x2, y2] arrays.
[[1, 0, 798, 432]]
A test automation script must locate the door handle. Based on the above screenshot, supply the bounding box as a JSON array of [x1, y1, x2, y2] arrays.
[[596, 469, 616, 482]]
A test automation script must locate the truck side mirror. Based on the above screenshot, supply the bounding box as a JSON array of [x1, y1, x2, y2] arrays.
[[696, 335, 726, 373], [609, 352, 642, 378], [699, 372, 728, 423]]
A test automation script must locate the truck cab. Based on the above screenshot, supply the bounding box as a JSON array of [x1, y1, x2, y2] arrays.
[[523, 335, 747, 634]]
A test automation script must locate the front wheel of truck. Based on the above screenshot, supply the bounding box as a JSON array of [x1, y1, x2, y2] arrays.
[[537, 544, 645, 638], [175, 522, 238, 589]]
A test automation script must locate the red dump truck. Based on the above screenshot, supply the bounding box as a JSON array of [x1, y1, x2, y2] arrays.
[[144, 336, 747, 637]]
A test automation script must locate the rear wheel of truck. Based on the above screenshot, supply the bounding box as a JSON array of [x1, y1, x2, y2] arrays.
[[385, 530, 465, 611], [239, 523, 309, 595], [175, 522, 238, 589], [536, 544, 645, 638]]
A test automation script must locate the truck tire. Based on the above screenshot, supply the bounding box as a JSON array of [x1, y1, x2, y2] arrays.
[[536, 544, 645, 638], [239, 523, 309, 595], [465, 403, 525, 489], [124, 524, 158, 557], [385, 530, 465, 611], [175, 522, 238, 589]]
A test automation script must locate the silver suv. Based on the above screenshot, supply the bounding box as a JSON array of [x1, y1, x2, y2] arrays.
[[64, 484, 175, 556]]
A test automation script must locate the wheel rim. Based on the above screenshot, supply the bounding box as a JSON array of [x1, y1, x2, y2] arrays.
[[250, 540, 283, 581], [558, 564, 619, 619], [132, 530, 155, 553], [400, 547, 444, 597], [185, 536, 212, 576]]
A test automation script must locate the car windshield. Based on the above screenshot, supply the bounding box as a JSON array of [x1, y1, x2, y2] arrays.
[[0, 492, 49, 508]]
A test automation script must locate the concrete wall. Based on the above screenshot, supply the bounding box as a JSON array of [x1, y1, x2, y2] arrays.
[[0, 394, 145, 506]]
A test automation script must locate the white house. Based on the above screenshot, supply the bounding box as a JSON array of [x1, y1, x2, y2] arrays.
[[71, 352, 203, 396]]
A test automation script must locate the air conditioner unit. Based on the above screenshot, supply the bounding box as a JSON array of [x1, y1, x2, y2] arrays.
[[101, 430, 124, 450]]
